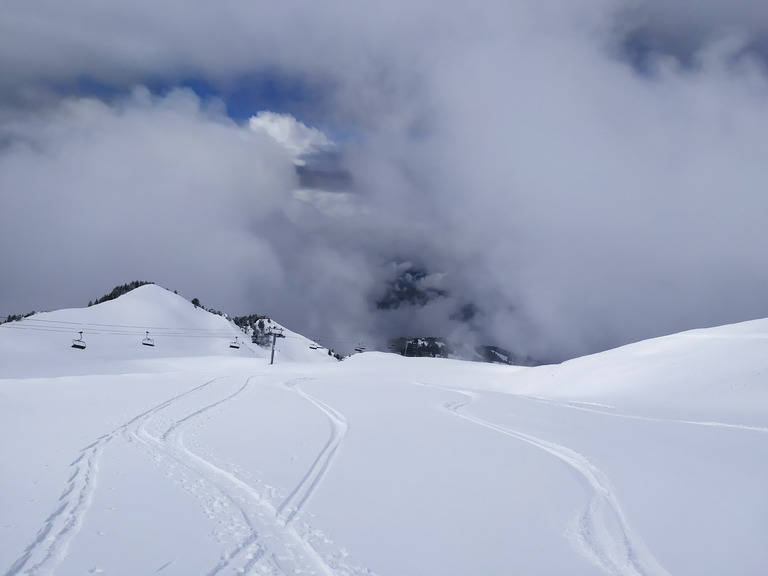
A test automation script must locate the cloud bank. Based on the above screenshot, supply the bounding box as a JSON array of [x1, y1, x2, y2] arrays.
[[2, 1, 768, 360]]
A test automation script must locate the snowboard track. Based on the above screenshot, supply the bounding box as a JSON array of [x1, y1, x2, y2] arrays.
[[431, 385, 671, 576]]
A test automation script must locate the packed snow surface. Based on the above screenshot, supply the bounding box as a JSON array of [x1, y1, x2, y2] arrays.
[[1, 285, 766, 575]]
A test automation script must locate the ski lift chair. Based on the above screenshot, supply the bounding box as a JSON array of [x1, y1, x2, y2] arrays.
[[142, 331, 155, 347], [71, 331, 86, 350], [229, 337, 240, 349]]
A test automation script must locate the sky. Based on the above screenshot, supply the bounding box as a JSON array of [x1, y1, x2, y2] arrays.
[[1, 0, 768, 361]]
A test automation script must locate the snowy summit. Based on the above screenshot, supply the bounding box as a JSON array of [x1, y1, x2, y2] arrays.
[[1, 285, 767, 575]]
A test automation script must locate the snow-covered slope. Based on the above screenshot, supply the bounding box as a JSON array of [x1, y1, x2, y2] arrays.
[[1, 290, 766, 575], [502, 318, 768, 425], [0, 284, 334, 378]]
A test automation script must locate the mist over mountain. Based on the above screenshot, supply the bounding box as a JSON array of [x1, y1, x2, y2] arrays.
[[2, 1, 768, 361]]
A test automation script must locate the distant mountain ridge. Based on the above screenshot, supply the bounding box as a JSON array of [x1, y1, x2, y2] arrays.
[[388, 337, 543, 366], [0, 284, 336, 378], [4, 281, 537, 366], [87, 280, 155, 306]]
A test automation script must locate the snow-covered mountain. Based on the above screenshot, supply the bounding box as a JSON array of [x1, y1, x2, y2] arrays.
[[1, 286, 766, 575], [0, 284, 335, 378]]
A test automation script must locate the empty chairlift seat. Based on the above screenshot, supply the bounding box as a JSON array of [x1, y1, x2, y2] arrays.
[[71, 331, 86, 350]]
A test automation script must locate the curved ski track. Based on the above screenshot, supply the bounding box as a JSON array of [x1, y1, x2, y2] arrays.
[[5, 375, 366, 576], [276, 379, 348, 528], [433, 386, 671, 576], [520, 395, 768, 434], [3, 377, 218, 576]]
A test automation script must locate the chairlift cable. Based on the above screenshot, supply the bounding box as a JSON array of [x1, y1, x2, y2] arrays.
[[12, 317, 240, 333], [5, 316, 374, 351]]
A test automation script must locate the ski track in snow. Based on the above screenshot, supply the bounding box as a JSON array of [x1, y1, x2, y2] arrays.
[[428, 384, 671, 576], [273, 379, 374, 576], [276, 379, 348, 528], [129, 376, 278, 576], [5, 374, 368, 576], [520, 395, 768, 434], [3, 377, 218, 576]]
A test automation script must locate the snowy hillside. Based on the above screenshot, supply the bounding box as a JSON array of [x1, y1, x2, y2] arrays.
[[1, 288, 766, 575], [0, 285, 334, 378]]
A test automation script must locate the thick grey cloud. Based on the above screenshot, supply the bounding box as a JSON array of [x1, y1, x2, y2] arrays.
[[2, 0, 768, 360], [0, 89, 295, 312], [616, 0, 768, 67]]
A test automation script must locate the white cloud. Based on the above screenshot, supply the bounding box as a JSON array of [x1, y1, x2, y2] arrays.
[[0, 89, 296, 315], [248, 112, 332, 163], [2, 1, 768, 359]]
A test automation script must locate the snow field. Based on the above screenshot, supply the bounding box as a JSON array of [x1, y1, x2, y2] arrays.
[[2, 286, 767, 575]]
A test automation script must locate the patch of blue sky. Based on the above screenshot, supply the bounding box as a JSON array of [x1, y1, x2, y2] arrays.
[[61, 71, 361, 145]]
